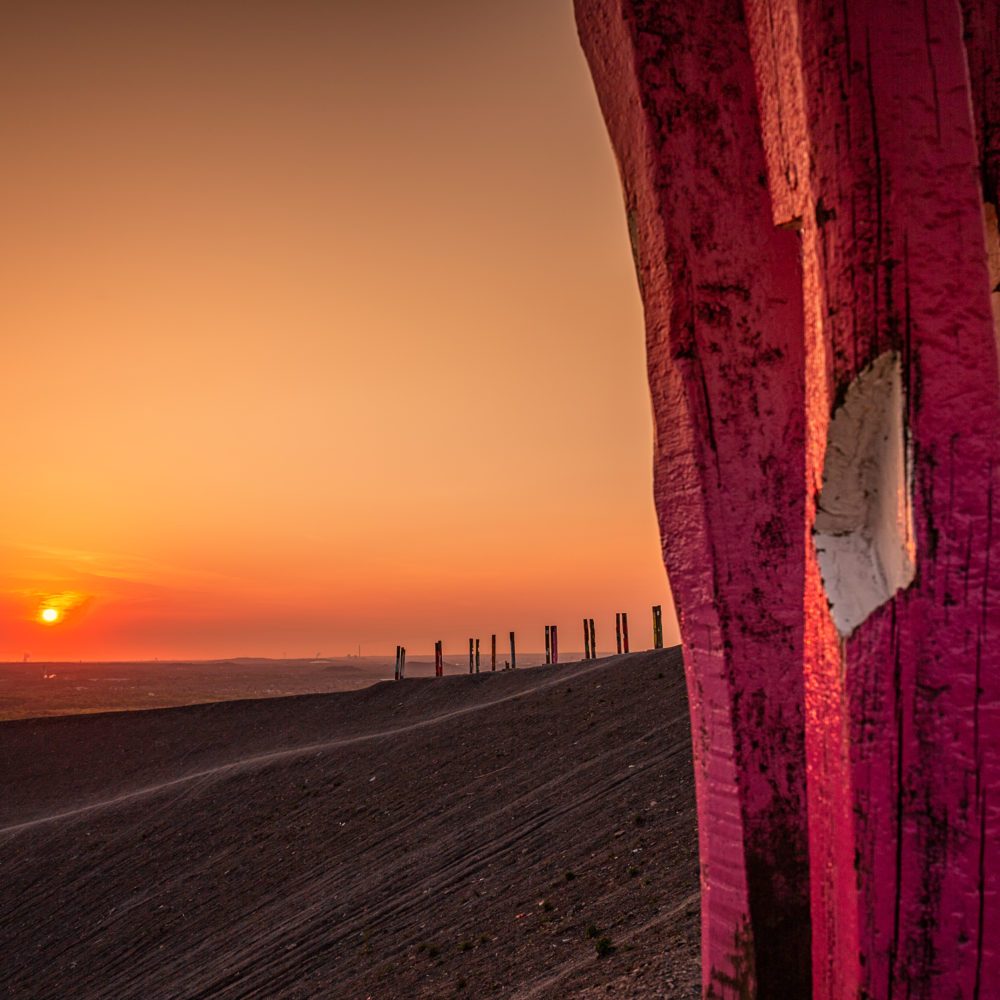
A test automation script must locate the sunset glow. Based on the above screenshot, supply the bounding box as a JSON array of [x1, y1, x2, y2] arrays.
[[40, 608, 59, 624], [0, 2, 678, 661]]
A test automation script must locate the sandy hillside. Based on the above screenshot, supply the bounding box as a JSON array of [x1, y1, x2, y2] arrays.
[[0, 649, 699, 999]]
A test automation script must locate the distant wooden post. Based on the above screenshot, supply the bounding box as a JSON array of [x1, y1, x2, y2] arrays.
[[615, 613, 622, 654], [435, 640, 443, 677], [491, 634, 496, 671], [589, 618, 596, 658], [622, 613, 630, 653], [652, 605, 663, 649], [545, 625, 551, 664], [395, 644, 401, 681], [475, 638, 480, 673], [400, 646, 406, 679], [551, 624, 559, 664], [583, 618, 591, 659], [469, 638, 474, 674], [510, 630, 516, 669]]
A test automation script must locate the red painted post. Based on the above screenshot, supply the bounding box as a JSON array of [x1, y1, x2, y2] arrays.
[[491, 634, 496, 671], [544, 625, 551, 664], [575, 5, 812, 992], [509, 630, 516, 670], [615, 613, 622, 655], [621, 613, 629, 654], [468, 638, 473, 674], [551, 625, 558, 664], [577, 2, 1000, 995], [740, 6, 1000, 994]]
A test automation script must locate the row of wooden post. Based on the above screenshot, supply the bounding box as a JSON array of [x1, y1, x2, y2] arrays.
[[459, 632, 515, 673], [585, 607, 661, 657], [395, 606, 665, 679]]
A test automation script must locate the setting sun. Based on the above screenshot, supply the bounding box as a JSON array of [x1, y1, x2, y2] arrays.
[[40, 607, 60, 623]]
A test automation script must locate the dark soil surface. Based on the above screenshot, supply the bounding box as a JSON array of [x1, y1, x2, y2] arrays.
[[0, 649, 699, 998]]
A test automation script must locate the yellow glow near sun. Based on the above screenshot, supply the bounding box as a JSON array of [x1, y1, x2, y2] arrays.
[[35, 591, 88, 625]]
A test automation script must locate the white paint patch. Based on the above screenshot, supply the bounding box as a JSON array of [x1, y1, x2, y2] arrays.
[[813, 352, 916, 637]]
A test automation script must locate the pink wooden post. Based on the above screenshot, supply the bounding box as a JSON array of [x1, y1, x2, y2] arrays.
[[576, 3, 811, 992], [741, 3, 1000, 995], [576, 1, 1000, 996]]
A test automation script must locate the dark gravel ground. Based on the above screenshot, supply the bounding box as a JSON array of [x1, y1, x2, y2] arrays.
[[0, 648, 699, 999]]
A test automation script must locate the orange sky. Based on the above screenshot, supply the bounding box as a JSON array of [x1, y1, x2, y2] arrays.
[[0, 1, 678, 660]]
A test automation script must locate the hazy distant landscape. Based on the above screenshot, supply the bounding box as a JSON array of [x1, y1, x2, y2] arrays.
[[0, 653, 553, 722]]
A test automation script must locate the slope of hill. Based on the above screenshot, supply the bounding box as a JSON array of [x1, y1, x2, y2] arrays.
[[0, 649, 699, 999]]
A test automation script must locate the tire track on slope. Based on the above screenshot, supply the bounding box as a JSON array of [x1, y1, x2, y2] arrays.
[[185, 739, 680, 1000], [31, 731, 675, 1000], [511, 890, 701, 999]]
